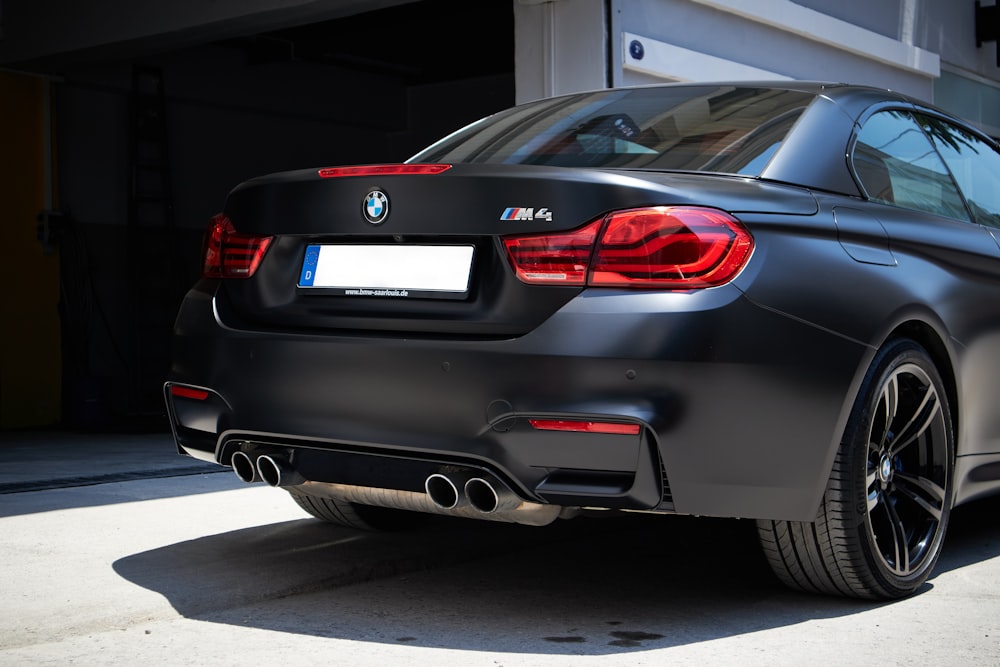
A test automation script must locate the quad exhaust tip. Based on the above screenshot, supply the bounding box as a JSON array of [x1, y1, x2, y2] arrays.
[[230, 451, 304, 487], [425, 472, 465, 510], [232, 456, 561, 526], [465, 477, 502, 513], [230, 450, 259, 484], [425, 471, 520, 515], [256, 454, 305, 488]]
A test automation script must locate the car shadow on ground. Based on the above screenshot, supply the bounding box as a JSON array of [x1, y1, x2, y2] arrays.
[[110, 494, 1000, 657]]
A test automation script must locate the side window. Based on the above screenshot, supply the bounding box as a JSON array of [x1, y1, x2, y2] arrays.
[[852, 110, 969, 222], [917, 114, 1000, 229]]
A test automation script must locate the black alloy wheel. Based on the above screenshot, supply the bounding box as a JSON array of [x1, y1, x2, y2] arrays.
[[758, 338, 954, 599]]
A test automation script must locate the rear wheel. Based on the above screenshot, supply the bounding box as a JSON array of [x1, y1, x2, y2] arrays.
[[757, 339, 954, 599], [289, 490, 421, 531]]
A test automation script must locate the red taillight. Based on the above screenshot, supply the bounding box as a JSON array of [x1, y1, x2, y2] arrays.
[[317, 164, 452, 178], [591, 207, 753, 287], [170, 385, 209, 401], [501, 220, 601, 285], [503, 206, 753, 289], [202, 214, 273, 279], [528, 419, 641, 435]]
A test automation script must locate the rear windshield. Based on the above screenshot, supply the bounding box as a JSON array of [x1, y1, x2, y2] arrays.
[[411, 85, 815, 176]]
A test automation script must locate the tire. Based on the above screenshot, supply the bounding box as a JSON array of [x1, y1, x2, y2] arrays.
[[757, 338, 954, 599], [289, 490, 421, 531]]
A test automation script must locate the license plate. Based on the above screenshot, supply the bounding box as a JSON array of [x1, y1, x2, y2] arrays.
[[298, 244, 475, 298]]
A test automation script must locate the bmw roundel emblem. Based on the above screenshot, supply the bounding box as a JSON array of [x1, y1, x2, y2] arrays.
[[363, 189, 389, 225]]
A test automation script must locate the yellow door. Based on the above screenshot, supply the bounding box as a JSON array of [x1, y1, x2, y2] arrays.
[[0, 71, 61, 428]]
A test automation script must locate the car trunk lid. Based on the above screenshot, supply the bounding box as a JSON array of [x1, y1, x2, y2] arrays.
[[214, 163, 816, 337]]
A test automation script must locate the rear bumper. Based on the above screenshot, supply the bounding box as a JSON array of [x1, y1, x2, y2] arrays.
[[166, 281, 867, 521]]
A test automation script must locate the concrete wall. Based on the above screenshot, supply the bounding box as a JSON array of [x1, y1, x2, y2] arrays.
[[582, 0, 1000, 135], [796, 0, 998, 79], [511, 0, 1000, 120], [611, 0, 939, 99], [514, 0, 608, 103]]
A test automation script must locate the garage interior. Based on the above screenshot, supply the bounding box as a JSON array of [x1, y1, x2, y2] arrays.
[[0, 0, 516, 432]]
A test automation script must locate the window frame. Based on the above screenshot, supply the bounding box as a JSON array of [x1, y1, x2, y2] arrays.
[[913, 109, 1000, 230], [847, 104, 973, 224], [849, 102, 1000, 228]]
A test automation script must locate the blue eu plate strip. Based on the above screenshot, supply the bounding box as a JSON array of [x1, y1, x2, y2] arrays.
[[299, 245, 320, 287]]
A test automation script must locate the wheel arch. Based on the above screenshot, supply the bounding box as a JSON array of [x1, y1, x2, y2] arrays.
[[758, 316, 959, 599], [815, 315, 959, 519], [882, 319, 959, 455]]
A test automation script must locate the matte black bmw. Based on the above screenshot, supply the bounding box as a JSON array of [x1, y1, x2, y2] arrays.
[[165, 82, 1000, 599]]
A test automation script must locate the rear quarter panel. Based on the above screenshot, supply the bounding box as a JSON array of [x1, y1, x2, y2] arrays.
[[736, 193, 1000, 493]]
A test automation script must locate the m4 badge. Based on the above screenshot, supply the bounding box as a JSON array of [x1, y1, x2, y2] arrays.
[[500, 207, 553, 222]]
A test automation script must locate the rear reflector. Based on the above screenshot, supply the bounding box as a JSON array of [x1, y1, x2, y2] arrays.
[[202, 214, 273, 279], [529, 419, 641, 435], [318, 164, 452, 178], [503, 206, 753, 289], [170, 385, 209, 401]]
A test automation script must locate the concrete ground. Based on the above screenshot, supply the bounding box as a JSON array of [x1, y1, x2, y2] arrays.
[[1, 428, 999, 665]]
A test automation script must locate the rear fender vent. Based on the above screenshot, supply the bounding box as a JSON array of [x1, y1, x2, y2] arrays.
[[658, 455, 673, 507]]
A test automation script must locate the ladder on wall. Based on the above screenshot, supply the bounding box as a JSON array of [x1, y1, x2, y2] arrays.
[[126, 64, 181, 426]]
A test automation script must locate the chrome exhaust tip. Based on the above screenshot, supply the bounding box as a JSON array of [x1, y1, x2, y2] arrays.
[[231, 450, 259, 483], [465, 477, 499, 513], [465, 477, 519, 514], [256, 454, 305, 488], [425, 473, 462, 509]]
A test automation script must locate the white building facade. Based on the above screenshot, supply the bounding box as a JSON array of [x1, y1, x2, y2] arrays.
[[515, 0, 1000, 137]]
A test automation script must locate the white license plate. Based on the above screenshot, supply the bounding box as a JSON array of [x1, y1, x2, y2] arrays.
[[298, 244, 474, 297]]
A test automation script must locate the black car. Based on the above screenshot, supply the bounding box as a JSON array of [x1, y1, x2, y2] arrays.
[[165, 82, 1000, 600]]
